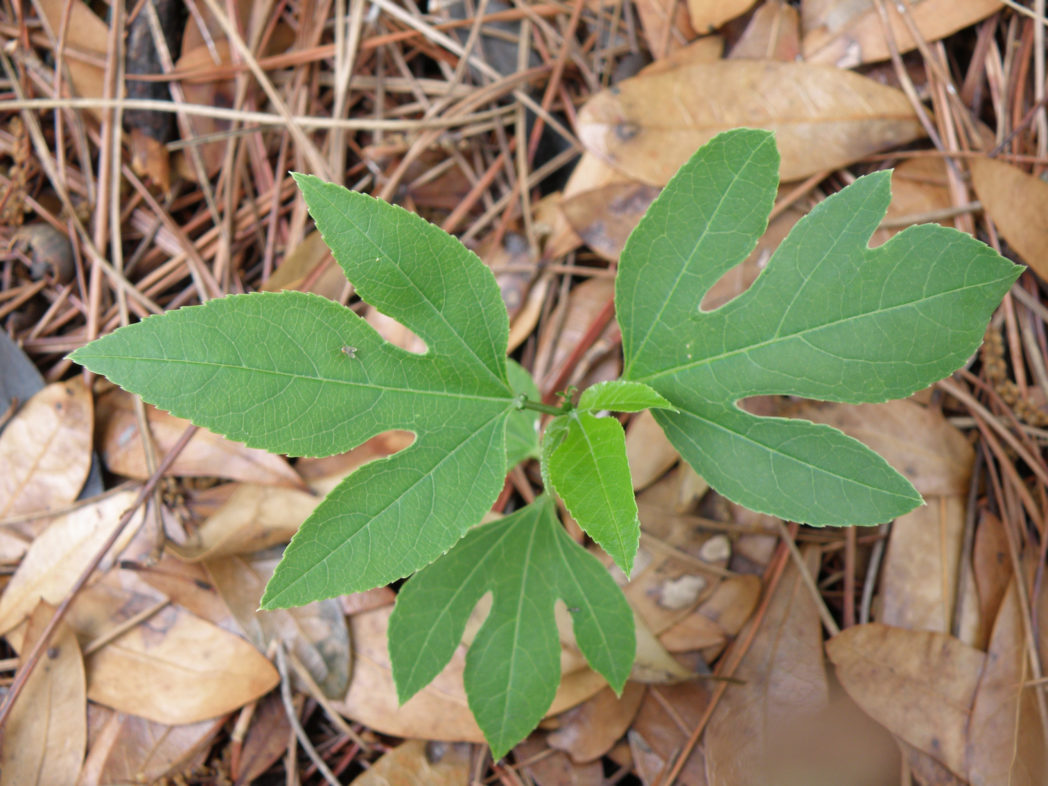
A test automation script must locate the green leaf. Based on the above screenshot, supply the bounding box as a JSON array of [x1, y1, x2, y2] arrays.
[[505, 359, 541, 470], [72, 176, 520, 606], [546, 412, 640, 575], [618, 128, 1022, 526], [388, 495, 634, 759], [577, 380, 675, 413], [539, 413, 569, 491]]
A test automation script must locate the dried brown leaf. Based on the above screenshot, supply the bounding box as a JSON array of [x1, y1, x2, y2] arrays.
[[10, 222, 75, 282], [827, 623, 984, 777], [605, 476, 739, 657], [660, 573, 761, 654], [36, 0, 108, 110], [971, 511, 1011, 648], [349, 739, 471, 786], [167, 483, 319, 562], [534, 277, 619, 391], [206, 553, 351, 699], [340, 586, 396, 616], [626, 409, 679, 492], [970, 156, 1048, 280], [629, 681, 710, 785], [898, 738, 966, 785], [634, 0, 696, 56], [776, 692, 906, 783], [134, 556, 238, 631], [508, 271, 554, 353], [365, 305, 428, 354], [870, 156, 954, 245], [674, 463, 709, 511], [638, 35, 724, 75], [658, 607, 727, 653], [334, 603, 481, 742], [577, 60, 923, 185], [97, 390, 302, 488], [0, 378, 92, 518], [547, 682, 646, 763], [70, 575, 279, 724], [631, 612, 695, 682], [1034, 561, 1048, 706], [0, 603, 86, 786], [261, 232, 343, 300], [966, 579, 1048, 785], [705, 547, 829, 784], [877, 496, 981, 642], [803, 0, 1004, 67], [231, 694, 291, 785], [78, 707, 223, 786], [0, 489, 144, 635], [559, 181, 660, 262], [688, 0, 757, 32], [295, 430, 414, 484], [728, 0, 800, 60], [514, 735, 606, 786]]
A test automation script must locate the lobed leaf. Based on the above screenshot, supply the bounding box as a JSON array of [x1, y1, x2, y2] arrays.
[[618, 128, 1022, 526], [73, 176, 522, 606], [388, 495, 634, 759]]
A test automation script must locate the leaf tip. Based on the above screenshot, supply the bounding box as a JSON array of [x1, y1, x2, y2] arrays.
[[488, 741, 514, 763], [257, 585, 283, 611], [290, 171, 328, 202], [390, 668, 415, 708], [612, 547, 636, 581]]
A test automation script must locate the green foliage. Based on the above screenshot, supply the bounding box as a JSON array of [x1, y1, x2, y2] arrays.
[[618, 129, 1021, 525], [73, 175, 523, 607], [543, 411, 640, 575], [576, 379, 675, 413], [388, 494, 633, 759], [70, 128, 1021, 757], [504, 360, 541, 469]]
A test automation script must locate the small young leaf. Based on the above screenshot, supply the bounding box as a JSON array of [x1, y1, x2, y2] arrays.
[[388, 495, 634, 760], [73, 175, 522, 606], [618, 128, 1022, 526], [576, 379, 676, 413], [546, 411, 640, 575]]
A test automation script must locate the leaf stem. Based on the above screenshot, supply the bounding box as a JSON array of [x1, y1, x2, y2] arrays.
[[517, 396, 569, 416]]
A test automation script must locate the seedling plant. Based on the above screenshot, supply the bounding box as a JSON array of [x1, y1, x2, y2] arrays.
[[71, 129, 1021, 757]]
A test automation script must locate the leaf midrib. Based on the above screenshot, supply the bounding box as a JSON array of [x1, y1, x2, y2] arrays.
[[78, 353, 515, 407], [632, 277, 1003, 386], [549, 527, 618, 673], [622, 142, 764, 377], [572, 417, 632, 567], [664, 409, 917, 502], [399, 519, 520, 692], [270, 405, 510, 605], [500, 511, 543, 741]]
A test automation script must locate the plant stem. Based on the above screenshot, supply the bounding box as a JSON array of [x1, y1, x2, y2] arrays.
[[518, 397, 568, 415]]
